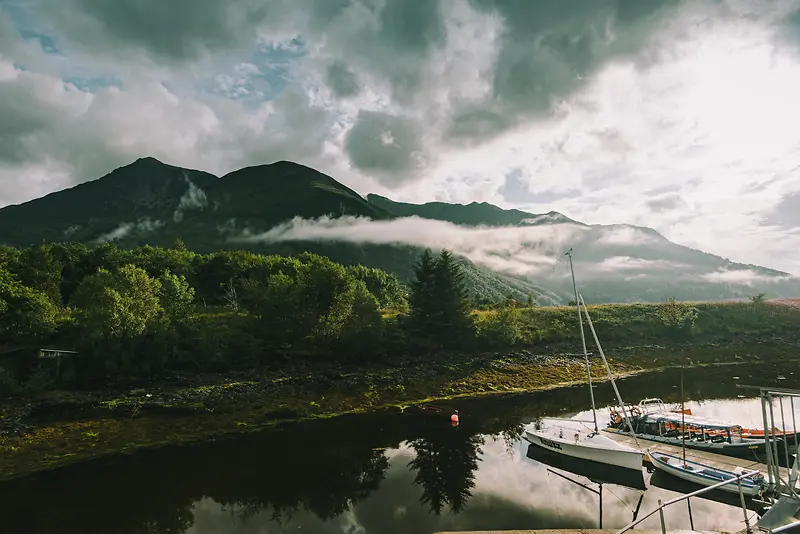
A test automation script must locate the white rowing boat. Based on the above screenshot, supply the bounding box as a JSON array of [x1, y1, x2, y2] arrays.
[[648, 449, 767, 497]]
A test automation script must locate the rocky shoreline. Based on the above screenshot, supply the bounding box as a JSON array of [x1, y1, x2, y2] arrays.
[[0, 342, 794, 482]]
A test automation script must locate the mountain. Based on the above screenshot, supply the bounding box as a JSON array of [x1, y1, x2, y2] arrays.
[[366, 194, 580, 226], [0, 157, 796, 304], [366, 196, 797, 302], [0, 158, 560, 304]]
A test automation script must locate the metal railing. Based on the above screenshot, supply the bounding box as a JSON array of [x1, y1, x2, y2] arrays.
[[771, 519, 800, 533], [615, 468, 762, 534]]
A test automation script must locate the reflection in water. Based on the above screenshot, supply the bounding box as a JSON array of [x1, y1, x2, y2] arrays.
[[409, 429, 484, 514], [0, 362, 796, 533]]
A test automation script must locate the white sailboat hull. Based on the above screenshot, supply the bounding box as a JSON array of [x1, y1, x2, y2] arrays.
[[525, 424, 643, 472]]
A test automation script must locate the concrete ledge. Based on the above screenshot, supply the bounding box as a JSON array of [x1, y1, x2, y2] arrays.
[[434, 530, 724, 534]]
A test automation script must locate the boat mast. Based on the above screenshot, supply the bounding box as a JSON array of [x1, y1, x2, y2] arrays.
[[579, 293, 638, 440], [681, 366, 686, 468], [566, 249, 598, 434]]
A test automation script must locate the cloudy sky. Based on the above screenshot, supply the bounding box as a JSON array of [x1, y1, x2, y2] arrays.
[[2, 0, 800, 271]]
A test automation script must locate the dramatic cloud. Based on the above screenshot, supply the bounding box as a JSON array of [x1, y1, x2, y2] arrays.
[[233, 215, 579, 275], [231, 215, 796, 290], [2, 0, 800, 273]]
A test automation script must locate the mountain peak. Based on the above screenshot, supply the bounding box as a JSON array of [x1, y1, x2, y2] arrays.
[[132, 156, 168, 166]]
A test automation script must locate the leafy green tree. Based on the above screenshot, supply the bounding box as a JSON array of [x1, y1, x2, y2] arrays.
[[71, 264, 163, 342], [657, 297, 699, 332], [158, 270, 195, 325], [476, 306, 523, 347], [347, 264, 408, 310], [339, 280, 383, 355], [0, 267, 58, 345], [14, 244, 64, 305]]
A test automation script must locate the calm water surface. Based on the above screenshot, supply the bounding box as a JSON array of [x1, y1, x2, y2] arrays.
[[1, 362, 797, 534]]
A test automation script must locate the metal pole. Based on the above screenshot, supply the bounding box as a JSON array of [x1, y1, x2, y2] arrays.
[[780, 395, 794, 496], [599, 483, 603, 529], [567, 250, 598, 434], [687, 497, 694, 531], [632, 493, 644, 522], [761, 391, 776, 490], [545, 468, 600, 495], [579, 294, 637, 437], [768, 393, 781, 494], [657, 500, 667, 534], [792, 396, 798, 454], [738, 478, 752, 534]]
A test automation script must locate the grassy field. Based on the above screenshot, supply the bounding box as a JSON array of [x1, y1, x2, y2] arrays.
[[1, 299, 798, 482]]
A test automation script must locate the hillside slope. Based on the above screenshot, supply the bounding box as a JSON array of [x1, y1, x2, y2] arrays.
[[366, 194, 798, 303], [0, 158, 560, 304]]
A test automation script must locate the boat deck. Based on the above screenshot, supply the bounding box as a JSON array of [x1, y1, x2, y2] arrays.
[[603, 428, 796, 485]]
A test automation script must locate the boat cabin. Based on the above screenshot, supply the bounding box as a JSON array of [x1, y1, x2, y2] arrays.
[[636, 412, 746, 444]]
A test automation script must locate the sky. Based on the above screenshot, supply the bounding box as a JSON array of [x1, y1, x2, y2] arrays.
[[1, 0, 800, 272]]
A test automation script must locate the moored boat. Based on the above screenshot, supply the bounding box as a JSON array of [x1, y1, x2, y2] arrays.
[[524, 250, 644, 472], [607, 409, 781, 458], [525, 420, 643, 472], [648, 449, 767, 497]]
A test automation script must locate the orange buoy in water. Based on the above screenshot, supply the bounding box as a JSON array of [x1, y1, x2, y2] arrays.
[[451, 410, 459, 424]]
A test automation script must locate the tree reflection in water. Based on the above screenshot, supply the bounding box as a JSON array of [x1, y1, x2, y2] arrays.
[[3, 363, 790, 533]]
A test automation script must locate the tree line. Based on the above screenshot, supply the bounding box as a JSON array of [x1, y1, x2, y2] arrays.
[[0, 241, 527, 390]]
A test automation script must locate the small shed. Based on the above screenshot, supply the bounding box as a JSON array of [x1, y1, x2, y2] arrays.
[[38, 348, 78, 383]]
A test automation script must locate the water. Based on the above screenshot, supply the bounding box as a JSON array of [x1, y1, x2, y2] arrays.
[[1, 362, 797, 534]]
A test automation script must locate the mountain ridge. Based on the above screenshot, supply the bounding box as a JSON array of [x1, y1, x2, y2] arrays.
[[0, 157, 796, 303]]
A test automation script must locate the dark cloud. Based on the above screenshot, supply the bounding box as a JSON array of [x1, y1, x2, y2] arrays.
[[326, 60, 359, 97], [344, 110, 425, 185], [645, 184, 681, 196], [0, 74, 63, 163], [763, 191, 800, 228], [645, 192, 687, 212], [39, 0, 275, 61], [498, 168, 581, 203], [446, 0, 684, 141]]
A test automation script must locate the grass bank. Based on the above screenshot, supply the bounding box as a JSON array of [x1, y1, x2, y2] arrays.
[[1, 300, 799, 482]]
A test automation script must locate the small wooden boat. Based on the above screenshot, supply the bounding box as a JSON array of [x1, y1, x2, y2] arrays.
[[648, 449, 767, 497]]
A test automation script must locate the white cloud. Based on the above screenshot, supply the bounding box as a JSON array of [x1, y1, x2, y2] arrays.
[[94, 218, 164, 243], [233, 215, 583, 276], [700, 269, 794, 285], [173, 172, 209, 222], [592, 256, 688, 272]]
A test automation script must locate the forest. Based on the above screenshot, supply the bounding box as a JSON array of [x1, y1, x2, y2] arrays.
[[0, 241, 534, 392], [2, 240, 798, 398]]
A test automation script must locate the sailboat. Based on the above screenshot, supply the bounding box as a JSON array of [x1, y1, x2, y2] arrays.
[[648, 368, 768, 497], [524, 250, 644, 473]]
